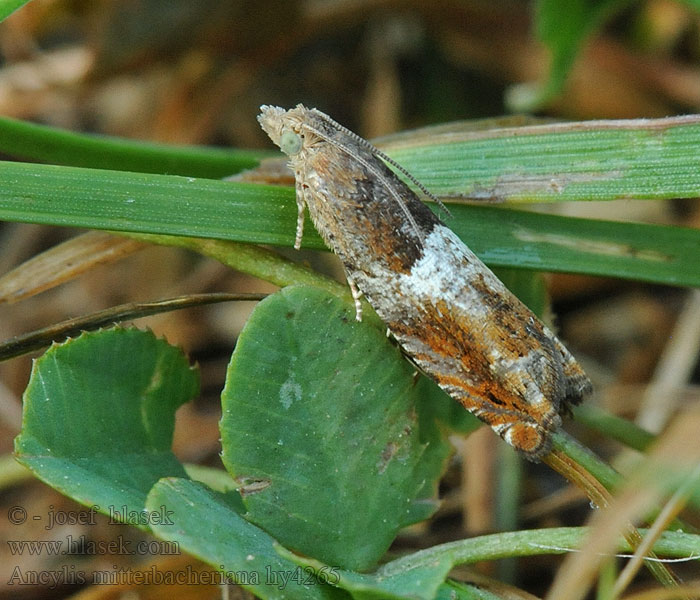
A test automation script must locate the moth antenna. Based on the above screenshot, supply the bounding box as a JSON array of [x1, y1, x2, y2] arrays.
[[301, 121, 424, 242], [310, 108, 452, 218]]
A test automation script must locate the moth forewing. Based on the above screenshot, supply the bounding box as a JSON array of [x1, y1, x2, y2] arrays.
[[258, 104, 592, 460]]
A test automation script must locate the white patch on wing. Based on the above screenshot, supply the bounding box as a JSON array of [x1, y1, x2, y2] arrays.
[[395, 226, 495, 319], [503, 427, 516, 446]]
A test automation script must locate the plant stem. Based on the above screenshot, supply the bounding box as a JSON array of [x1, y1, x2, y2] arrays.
[[119, 233, 384, 328], [544, 432, 684, 596]]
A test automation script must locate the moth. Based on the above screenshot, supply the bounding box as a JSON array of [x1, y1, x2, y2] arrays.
[[258, 104, 592, 460]]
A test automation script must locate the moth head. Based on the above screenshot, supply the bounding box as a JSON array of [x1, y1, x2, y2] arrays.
[[258, 104, 305, 157]]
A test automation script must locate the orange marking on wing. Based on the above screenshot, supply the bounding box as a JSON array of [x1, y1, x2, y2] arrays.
[[390, 298, 560, 456]]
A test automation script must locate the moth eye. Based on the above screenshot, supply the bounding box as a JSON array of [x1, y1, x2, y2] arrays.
[[280, 130, 303, 155]]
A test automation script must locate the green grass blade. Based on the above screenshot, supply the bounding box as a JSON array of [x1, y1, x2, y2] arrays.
[[380, 115, 700, 202], [0, 0, 31, 21], [573, 405, 655, 452], [451, 204, 699, 286], [6, 112, 700, 202], [277, 527, 700, 598], [529, 0, 630, 108], [0, 160, 697, 287], [0, 116, 268, 177]]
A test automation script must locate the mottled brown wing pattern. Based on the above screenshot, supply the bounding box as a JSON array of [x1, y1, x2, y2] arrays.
[[258, 104, 592, 460]]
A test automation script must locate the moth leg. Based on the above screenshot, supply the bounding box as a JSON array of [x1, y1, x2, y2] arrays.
[[293, 178, 307, 250], [347, 276, 363, 322]]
